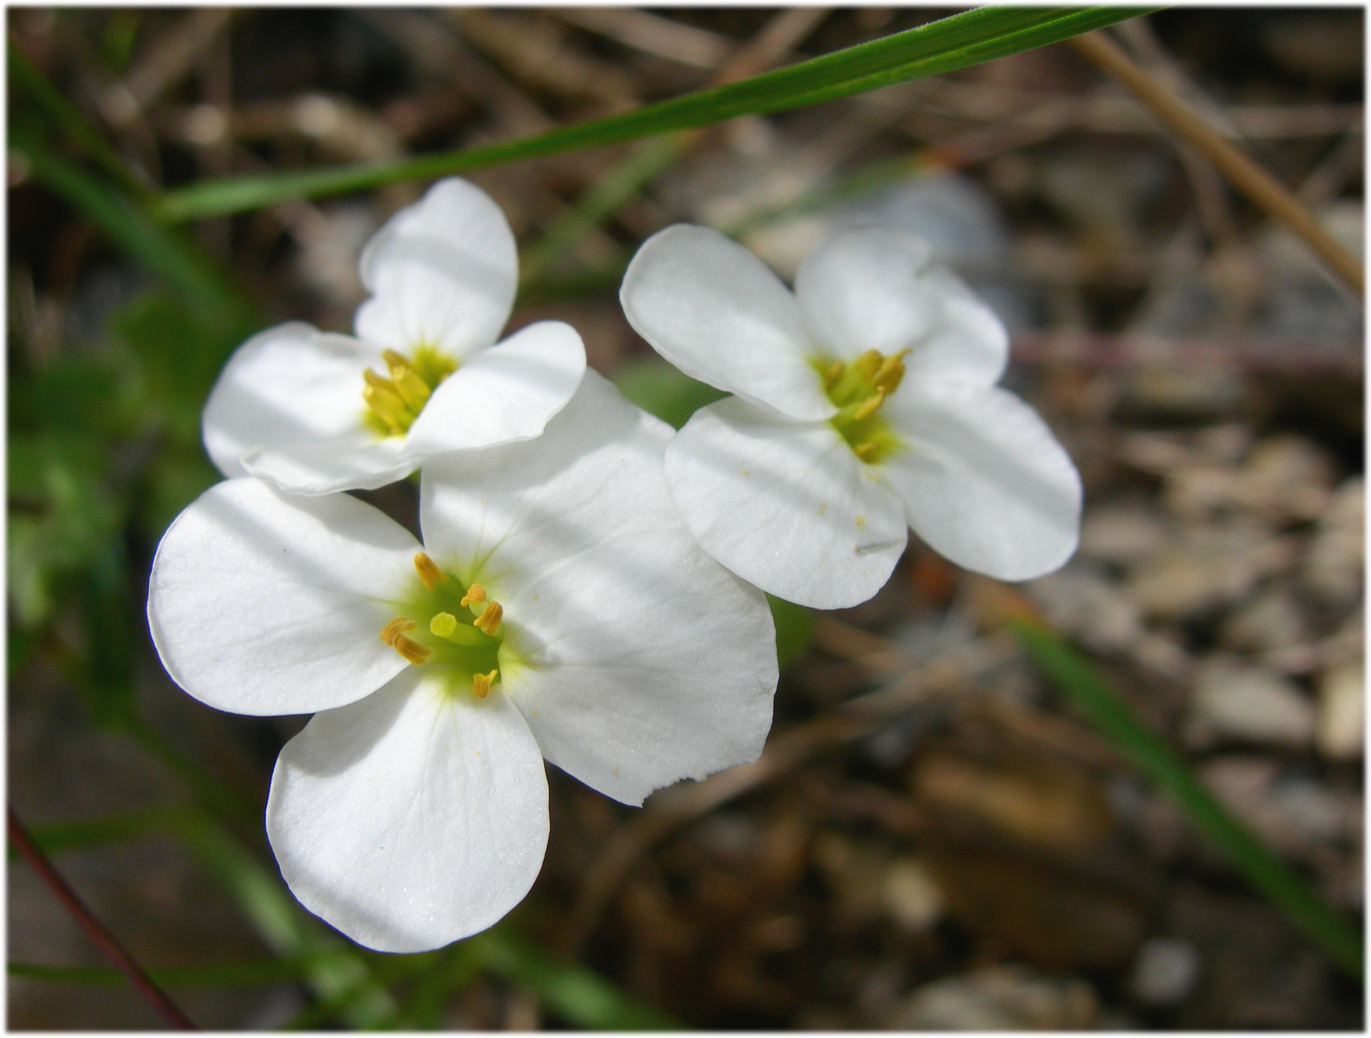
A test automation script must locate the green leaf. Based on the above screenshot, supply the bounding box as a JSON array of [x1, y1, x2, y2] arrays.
[[613, 355, 727, 430], [1012, 618, 1364, 980], [155, 7, 1159, 221]]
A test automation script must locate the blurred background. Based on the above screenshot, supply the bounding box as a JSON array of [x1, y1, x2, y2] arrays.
[[7, 6, 1364, 1029]]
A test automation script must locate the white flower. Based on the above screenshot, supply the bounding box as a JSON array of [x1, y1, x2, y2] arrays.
[[202, 177, 586, 495], [620, 224, 1082, 610], [148, 372, 778, 952]]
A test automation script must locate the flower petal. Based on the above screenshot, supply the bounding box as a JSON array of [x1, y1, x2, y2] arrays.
[[242, 435, 415, 496], [795, 225, 1008, 384], [665, 397, 908, 610], [620, 224, 834, 421], [420, 371, 778, 806], [882, 382, 1082, 580], [404, 320, 586, 456], [202, 322, 379, 481], [355, 177, 517, 358], [267, 669, 549, 953], [147, 478, 419, 715]]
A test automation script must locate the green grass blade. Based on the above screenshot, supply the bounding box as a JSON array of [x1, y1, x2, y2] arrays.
[[9, 955, 337, 989], [1012, 618, 1364, 980], [8, 40, 149, 198], [155, 7, 1159, 221], [10, 130, 248, 330], [12, 804, 196, 858], [171, 812, 398, 1026], [520, 134, 689, 286], [468, 932, 684, 1030]]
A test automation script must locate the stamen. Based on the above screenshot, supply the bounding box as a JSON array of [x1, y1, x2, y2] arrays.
[[823, 360, 845, 390], [852, 387, 886, 422], [873, 350, 909, 394], [460, 583, 486, 608], [853, 349, 883, 382], [362, 373, 412, 433], [380, 616, 416, 646], [853, 442, 881, 463], [414, 552, 449, 591], [382, 350, 433, 409], [473, 601, 503, 636], [472, 669, 498, 698], [392, 634, 432, 666], [429, 611, 458, 639]]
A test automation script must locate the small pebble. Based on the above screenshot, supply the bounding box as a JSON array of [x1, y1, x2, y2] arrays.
[[1130, 936, 1202, 1006], [1317, 662, 1364, 760], [1191, 659, 1315, 748]]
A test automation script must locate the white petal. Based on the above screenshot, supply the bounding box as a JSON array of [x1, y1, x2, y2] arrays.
[[420, 371, 778, 805], [242, 434, 415, 496], [355, 178, 517, 358], [620, 224, 834, 421], [883, 382, 1082, 581], [202, 323, 380, 481], [795, 225, 1008, 384], [664, 397, 908, 610], [147, 478, 419, 715], [266, 669, 549, 953], [404, 321, 586, 457]]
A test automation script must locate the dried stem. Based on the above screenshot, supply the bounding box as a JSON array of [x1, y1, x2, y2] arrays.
[[1069, 30, 1364, 299], [7, 806, 197, 1030]]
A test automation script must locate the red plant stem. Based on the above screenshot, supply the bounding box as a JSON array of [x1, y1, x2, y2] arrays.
[[8, 805, 197, 1030]]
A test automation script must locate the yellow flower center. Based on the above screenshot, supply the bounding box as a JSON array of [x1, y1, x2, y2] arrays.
[[361, 345, 458, 438], [813, 348, 909, 464], [381, 553, 506, 699]]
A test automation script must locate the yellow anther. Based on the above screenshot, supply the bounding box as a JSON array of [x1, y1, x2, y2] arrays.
[[874, 350, 909, 393], [852, 387, 886, 422], [460, 583, 486, 608], [382, 350, 433, 409], [392, 633, 432, 666], [853, 349, 883, 382], [429, 611, 458, 639], [473, 601, 503, 636], [380, 616, 416, 646], [413, 552, 449, 591], [853, 442, 881, 463], [362, 374, 411, 433], [472, 669, 498, 698], [823, 360, 845, 390]]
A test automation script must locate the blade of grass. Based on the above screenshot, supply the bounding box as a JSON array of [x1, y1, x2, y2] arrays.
[[155, 7, 1159, 221], [9, 130, 249, 330], [9, 955, 338, 989], [170, 811, 398, 1027], [519, 7, 828, 287], [1011, 618, 1364, 980], [467, 932, 684, 1030], [11, 803, 197, 859], [8, 39, 150, 198]]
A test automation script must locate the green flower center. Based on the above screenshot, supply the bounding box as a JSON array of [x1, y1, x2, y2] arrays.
[[383, 552, 506, 700], [812, 348, 909, 465], [362, 344, 458, 438]]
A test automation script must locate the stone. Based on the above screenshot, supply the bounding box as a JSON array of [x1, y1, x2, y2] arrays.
[[1078, 504, 1170, 567], [1316, 662, 1364, 760], [1189, 659, 1315, 748], [1130, 936, 1202, 1006], [881, 858, 945, 934], [1220, 590, 1310, 654], [894, 966, 1098, 1030]]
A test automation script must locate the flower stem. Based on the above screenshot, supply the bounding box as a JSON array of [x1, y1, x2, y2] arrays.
[[7, 805, 198, 1029]]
